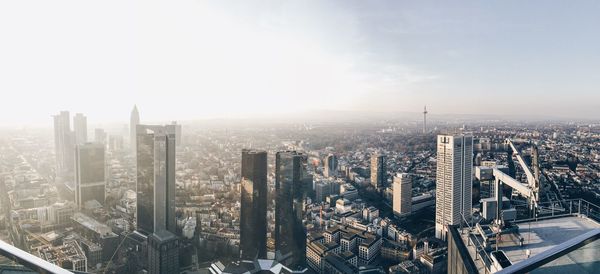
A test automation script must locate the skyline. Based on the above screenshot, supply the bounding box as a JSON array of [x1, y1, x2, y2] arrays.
[[3, 109, 599, 273], [2, 1, 600, 273], [1, 106, 598, 130], [2, 1, 600, 126]]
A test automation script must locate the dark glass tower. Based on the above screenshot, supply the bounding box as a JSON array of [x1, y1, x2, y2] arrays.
[[136, 125, 177, 235], [148, 230, 179, 274], [370, 153, 386, 189], [275, 151, 307, 269], [75, 142, 105, 209], [240, 149, 268, 260]]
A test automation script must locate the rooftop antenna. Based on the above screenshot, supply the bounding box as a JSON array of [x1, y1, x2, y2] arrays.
[[423, 105, 428, 134]]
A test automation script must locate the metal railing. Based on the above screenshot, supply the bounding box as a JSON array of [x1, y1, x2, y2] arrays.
[[461, 198, 600, 274], [460, 212, 495, 274], [511, 198, 600, 223], [0, 239, 74, 274]]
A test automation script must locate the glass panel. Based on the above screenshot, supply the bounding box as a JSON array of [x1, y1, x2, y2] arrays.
[[531, 238, 600, 274]]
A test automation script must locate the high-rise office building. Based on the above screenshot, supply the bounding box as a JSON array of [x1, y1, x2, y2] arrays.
[[148, 230, 179, 274], [73, 113, 87, 145], [435, 134, 473, 240], [240, 149, 268, 260], [136, 125, 177, 235], [53, 111, 75, 177], [315, 182, 331, 202], [171, 121, 182, 146], [75, 143, 106, 209], [323, 154, 338, 178], [393, 173, 412, 217], [130, 105, 140, 152], [275, 151, 307, 268], [370, 153, 386, 189]]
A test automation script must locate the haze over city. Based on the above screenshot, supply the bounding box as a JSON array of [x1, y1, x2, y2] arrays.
[[2, 1, 600, 126], [1, 2, 600, 274]]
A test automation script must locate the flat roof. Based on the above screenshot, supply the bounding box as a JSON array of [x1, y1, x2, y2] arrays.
[[461, 216, 600, 273], [72, 213, 116, 237], [503, 216, 599, 264]]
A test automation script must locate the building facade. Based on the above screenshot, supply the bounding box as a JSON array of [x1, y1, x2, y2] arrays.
[[148, 230, 179, 274], [73, 113, 87, 145], [75, 143, 106, 209], [435, 135, 473, 240], [136, 125, 177, 235], [307, 225, 382, 272], [324, 154, 338, 178], [275, 151, 307, 269], [370, 154, 386, 189], [240, 149, 268, 260], [393, 173, 412, 216], [53, 111, 75, 177]]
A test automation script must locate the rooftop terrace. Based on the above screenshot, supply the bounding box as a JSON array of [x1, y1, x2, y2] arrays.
[[461, 216, 600, 273], [454, 198, 600, 274]]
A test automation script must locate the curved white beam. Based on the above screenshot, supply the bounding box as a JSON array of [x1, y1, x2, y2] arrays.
[[0, 240, 74, 274]]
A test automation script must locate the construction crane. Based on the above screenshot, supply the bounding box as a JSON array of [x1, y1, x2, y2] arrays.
[[103, 231, 137, 274]]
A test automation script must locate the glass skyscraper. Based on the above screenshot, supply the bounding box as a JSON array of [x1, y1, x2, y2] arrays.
[[275, 151, 308, 269], [53, 111, 75, 177], [324, 154, 338, 178], [136, 124, 177, 235], [73, 113, 87, 145], [148, 230, 179, 274], [240, 149, 268, 260], [75, 142, 106, 209], [371, 153, 386, 189]]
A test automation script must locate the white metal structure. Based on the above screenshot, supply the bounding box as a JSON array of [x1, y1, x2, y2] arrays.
[[491, 139, 541, 227], [0, 240, 74, 274]]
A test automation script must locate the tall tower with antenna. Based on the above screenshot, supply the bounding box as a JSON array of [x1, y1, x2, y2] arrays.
[[423, 105, 428, 134]]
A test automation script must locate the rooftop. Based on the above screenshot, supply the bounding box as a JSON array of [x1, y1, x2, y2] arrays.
[[151, 229, 178, 242], [461, 215, 600, 273], [71, 213, 116, 237], [503, 216, 598, 263]]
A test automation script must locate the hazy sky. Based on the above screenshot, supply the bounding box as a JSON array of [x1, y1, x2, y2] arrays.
[[1, 1, 599, 126]]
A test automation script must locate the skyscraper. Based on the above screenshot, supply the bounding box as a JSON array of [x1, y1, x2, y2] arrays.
[[370, 153, 386, 189], [130, 105, 140, 152], [53, 111, 75, 177], [75, 143, 106, 209], [435, 134, 473, 240], [393, 173, 412, 217], [240, 149, 268, 260], [275, 151, 307, 268], [323, 154, 338, 178], [73, 113, 87, 145], [148, 230, 179, 274], [171, 121, 182, 146], [136, 125, 177, 235]]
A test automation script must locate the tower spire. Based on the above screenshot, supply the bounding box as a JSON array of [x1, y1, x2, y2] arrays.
[[423, 105, 428, 134]]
